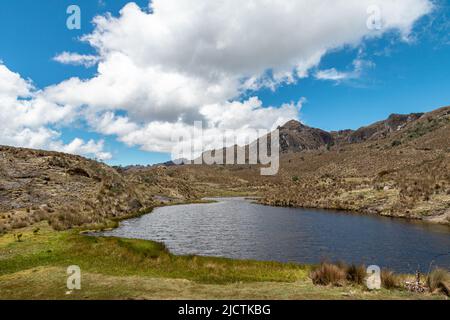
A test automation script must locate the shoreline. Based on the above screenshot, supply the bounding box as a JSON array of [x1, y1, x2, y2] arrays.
[[1, 193, 449, 299], [256, 197, 450, 227], [1, 221, 448, 300], [82, 197, 450, 274]]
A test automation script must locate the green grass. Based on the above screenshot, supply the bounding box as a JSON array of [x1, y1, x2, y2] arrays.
[[0, 266, 438, 300], [1, 222, 308, 284], [0, 222, 447, 300]]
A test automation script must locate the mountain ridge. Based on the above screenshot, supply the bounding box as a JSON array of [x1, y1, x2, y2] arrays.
[[276, 111, 427, 153], [1, 105, 449, 234]]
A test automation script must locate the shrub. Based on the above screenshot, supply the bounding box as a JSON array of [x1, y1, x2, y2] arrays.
[[0, 221, 6, 234], [381, 270, 399, 289], [310, 263, 346, 286], [391, 140, 402, 147], [14, 233, 23, 242], [427, 268, 450, 295], [11, 219, 28, 229], [34, 209, 49, 222], [346, 264, 366, 285], [48, 218, 66, 231]]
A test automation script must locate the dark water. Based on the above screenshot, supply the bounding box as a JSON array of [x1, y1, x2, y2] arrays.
[[99, 198, 450, 273]]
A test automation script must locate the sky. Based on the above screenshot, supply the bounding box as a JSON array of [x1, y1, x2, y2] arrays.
[[0, 0, 449, 166]]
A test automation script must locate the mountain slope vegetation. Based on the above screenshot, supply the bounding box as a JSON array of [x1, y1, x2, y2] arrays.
[[1, 106, 449, 233]]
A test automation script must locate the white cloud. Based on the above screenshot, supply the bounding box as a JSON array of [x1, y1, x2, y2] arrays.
[[0, 64, 33, 98], [1, 0, 433, 158], [114, 97, 302, 154], [53, 52, 100, 67], [314, 57, 375, 82], [58, 138, 112, 160], [315, 68, 352, 81], [200, 97, 301, 131], [0, 63, 111, 160], [65, 0, 431, 109]]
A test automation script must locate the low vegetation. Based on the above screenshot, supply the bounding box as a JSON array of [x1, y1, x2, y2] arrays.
[[427, 268, 450, 295], [345, 264, 367, 285], [1, 106, 449, 299], [310, 263, 346, 286], [0, 223, 447, 300], [309, 262, 401, 290], [381, 270, 400, 289], [1, 106, 450, 235]]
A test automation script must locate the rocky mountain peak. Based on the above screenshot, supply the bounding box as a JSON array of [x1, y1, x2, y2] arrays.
[[279, 120, 306, 131]]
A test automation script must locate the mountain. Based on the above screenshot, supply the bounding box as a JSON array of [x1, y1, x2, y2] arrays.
[[1, 106, 449, 234], [345, 113, 424, 143], [219, 111, 432, 156], [184, 110, 436, 164], [275, 111, 427, 152], [259, 106, 450, 224], [178, 106, 450, 224], [278, 120, 334, 152]]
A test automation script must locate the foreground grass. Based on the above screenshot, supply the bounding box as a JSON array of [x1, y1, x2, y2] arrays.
[[0, 222, 445, 300]]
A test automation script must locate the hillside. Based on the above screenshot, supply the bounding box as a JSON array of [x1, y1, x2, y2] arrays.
[[170, 105, 450, 224], [0, 146, 149, 232], [259, 106, 450, 224], [1, 106, 449, 233]]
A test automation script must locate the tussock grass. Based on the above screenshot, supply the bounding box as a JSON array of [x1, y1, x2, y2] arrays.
[[0, 221, 7, 234], [310, 262, 411, 292], [346, 264, 366, 285], [381, 270, 400, 289], [310, 263, 346, 286], [310, 262, 368, 287], [427, 268, 450, 295]]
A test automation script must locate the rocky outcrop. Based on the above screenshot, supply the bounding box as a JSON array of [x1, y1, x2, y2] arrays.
[[275, 112, 426, 153], [0, 146, 149, 232], [347, 113, 424, 143], [278, 120, 334, 152]]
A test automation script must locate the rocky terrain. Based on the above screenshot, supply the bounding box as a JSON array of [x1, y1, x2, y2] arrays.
[[1, 106, 449, 233], [0, 147, 147, 232], [259, 107, 450, 224], [180, 105, 450, 224]]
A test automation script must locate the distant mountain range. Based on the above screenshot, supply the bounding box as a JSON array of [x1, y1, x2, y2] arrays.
[[1, 106, 449, 234], [277, 112, 425, 152], [189, 109, 442, 165]]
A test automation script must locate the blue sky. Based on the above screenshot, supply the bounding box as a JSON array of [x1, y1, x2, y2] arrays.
[[0, 0, 168, 165], [0, 0, 449, 165]]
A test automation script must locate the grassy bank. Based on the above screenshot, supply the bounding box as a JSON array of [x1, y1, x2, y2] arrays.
[[0, 222, 447, 300]]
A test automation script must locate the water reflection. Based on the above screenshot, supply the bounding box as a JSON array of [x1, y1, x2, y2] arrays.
[[98, 198, 450, 273]]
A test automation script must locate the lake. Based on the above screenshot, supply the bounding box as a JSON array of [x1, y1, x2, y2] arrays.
[[98, 197, 450, 273]]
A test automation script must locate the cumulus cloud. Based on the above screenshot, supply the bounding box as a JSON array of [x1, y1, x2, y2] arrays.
[[110, 97, 302, 154], [1, 0, 433, 159], [52, 0, 430, 121], [0, 63, 111, 160], [58, 138, 112, 160], [53, 52, 100, 67]]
